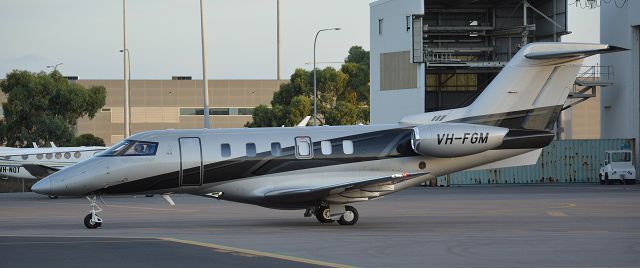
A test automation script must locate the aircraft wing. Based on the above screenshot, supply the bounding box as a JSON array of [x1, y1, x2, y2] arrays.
[[22, 164, 61, 180], [261, 171, 429, 205]]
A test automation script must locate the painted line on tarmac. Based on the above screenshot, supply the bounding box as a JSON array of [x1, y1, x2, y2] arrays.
[[547, 211, 568, 217], [0, 239, 158, 245], [160, 237, 354, 268], [549, 203, 576, 209]]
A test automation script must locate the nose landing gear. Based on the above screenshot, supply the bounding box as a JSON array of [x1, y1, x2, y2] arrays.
[[84, 195, 103, 229]]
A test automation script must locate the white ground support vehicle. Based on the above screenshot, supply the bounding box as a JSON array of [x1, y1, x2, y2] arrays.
[[599, 150, 636, 185]]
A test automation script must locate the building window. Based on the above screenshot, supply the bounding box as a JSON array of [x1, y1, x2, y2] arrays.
[[343, 140, 354, 155], [221, 143, 231, 157], [271, 142, 282, 156], [180, 107, 254, 116], [321, 141, 332, 155], [246, 143, 256, 157], [101, 108, 111, 112], [406, 15, 411, 31], [378, 18, 384, 35], [238, 108, 254, 115]]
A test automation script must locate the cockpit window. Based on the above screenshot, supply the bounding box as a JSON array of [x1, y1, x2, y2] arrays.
[[99, 140, 158, 157]]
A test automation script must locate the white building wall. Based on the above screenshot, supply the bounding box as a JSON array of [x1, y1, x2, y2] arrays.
[[369, 0, 424, 124], [600, 1, 640, 168]]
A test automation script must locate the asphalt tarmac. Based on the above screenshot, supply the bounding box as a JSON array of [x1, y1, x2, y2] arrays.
[[1, 185, 639, 267]]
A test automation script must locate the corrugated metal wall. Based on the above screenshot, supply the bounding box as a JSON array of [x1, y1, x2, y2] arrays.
[[440, 139, 636, 185]]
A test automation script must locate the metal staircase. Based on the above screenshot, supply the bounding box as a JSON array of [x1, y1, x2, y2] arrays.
[[563, 65, 614, 111]]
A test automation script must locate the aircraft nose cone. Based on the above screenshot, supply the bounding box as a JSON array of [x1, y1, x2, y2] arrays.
[[31, 178, 50, 195]]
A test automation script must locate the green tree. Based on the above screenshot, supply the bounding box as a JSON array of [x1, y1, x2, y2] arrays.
[[70, 133, 106, 147], [0, 70, 106, 147], [247, 45, 370, 127]]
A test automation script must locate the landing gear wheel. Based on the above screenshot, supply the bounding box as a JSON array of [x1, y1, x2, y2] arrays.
[[84, 213, 101, 229], [48, 195, 58, 199], [337, 206, 359, 226], [315, 206, 334, 223], [84, 195, 103, 229]]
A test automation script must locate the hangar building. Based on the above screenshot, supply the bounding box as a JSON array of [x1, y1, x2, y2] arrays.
[[600, 1, 640, 168], [369, 0, 607, 139]]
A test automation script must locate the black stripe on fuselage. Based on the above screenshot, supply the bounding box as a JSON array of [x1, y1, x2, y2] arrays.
[[100, 128, 418, 194]]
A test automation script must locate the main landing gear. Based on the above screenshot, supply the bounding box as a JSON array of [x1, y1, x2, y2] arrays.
[[306, 204, 359, 225], [84, 195, 103, 229]]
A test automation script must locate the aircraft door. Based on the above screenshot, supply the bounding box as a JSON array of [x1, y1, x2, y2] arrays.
[[295, 136, 313, 159], [179, 137, 203, 186]]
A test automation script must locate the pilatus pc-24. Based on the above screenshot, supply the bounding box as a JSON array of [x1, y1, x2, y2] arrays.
[[32, 43, 625, 228]]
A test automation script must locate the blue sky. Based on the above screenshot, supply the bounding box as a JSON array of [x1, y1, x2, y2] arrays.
[[0, 1, 598, 79]]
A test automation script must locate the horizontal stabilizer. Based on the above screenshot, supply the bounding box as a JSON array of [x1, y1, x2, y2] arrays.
[[22, 164, 60, 180], [463, 149, 542, 171], [525, 45, 627, 60]]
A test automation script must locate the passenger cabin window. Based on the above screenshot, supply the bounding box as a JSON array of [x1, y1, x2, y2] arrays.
[[271, 142, 282, 156], [246, 143, 256, 157], [55, 153, 62, 159], [64, 152, 71, 159], [36, 154, 43, 160], [295, 136, 313, 159], [46, 153, 52, 159], [321, 141, 332, 155], [21, 155, 28, 160], [343, 140, 354, 155], [221, 143, 231, 157], [298, 141, 310, 156], [74, 152, 81, 158]]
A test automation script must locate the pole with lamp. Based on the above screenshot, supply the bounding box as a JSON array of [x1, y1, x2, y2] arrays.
[[313, 28, 340, 126], [46, 63, 64, 71]]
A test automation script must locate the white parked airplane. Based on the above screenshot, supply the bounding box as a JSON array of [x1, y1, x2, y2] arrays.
[[32, 43, 625, 228], [0, 145, 106, 197]]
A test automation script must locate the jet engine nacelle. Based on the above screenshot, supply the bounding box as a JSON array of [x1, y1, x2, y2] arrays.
[[411, 123, 509, 158]]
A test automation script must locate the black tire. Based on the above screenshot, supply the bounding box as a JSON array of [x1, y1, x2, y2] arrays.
[[145, 194, 154, 197], [48, 195, 58, 199], [315, 206, 334, 223], [599, 174, 605, 185], [625, 179, 636, 185], [605, 173, 611, 185], [337, 206, 359, 226], [84, 214, 100, 229]]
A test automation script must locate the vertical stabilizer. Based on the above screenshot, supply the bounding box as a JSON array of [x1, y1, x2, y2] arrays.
[[466, 43, 625, 117]]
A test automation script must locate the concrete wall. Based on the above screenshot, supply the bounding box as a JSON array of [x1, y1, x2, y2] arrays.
[[600, 2, 640, 168], [369, 0, 424, 124]]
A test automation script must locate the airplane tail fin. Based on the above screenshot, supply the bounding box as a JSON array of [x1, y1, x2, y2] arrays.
[[464, 43, 625, 130]]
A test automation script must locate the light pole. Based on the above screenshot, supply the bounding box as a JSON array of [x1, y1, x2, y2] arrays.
[[313, 28, 340, 126], [120, 49, 131, 129], [199, 0, 211, 128], [276, 0, 281, 81], [46, 63, 63, 71], [123, 0, 130, 137]]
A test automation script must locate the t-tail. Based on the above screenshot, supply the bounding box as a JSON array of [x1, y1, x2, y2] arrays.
[[467, 42, 625, 124]]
